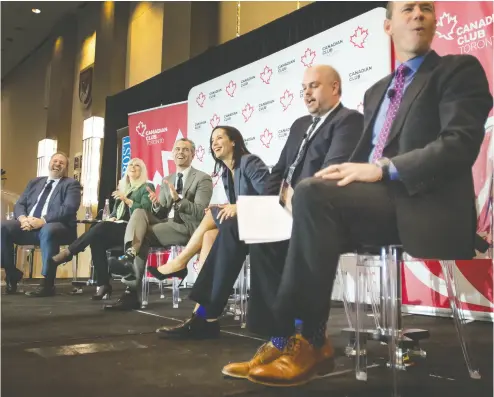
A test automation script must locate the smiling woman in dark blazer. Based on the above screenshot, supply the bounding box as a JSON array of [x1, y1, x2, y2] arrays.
[[148, 125, 269, 281]]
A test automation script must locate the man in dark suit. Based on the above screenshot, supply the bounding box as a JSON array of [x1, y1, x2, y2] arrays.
[[230, 1, 492, 387], [104, 138, 213, 310], [1, 152, 81, 296]]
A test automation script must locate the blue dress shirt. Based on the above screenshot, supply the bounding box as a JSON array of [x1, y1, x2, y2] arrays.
[[369, 53, 428, 179]]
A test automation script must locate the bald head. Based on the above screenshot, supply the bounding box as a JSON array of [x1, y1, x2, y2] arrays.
[[302, 64, 342, 116]]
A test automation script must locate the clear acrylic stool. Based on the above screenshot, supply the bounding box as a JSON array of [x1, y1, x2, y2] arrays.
[[343, 246, 481, 397], [141, 246, 184, 309]]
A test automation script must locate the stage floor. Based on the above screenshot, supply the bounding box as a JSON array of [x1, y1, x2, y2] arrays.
[[2, 280, 493, 397]]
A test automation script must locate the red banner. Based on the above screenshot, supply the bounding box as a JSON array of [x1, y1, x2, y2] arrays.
[[432, 1, 493, 236], [128, 102, 188, 190]]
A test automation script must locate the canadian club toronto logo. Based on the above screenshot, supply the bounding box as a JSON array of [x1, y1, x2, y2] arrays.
[[195, 145, 205, 162], [280, 90, 294, 111], [226, 80, 237, 97], [435, 11, 492, 53], [260, 129, 273, 148], [196, 92, 206, 107], [260, 66, 273, 84], [350, 27, 369, 48], [136, 121, 146, 137], [301, 48, 316, 67]]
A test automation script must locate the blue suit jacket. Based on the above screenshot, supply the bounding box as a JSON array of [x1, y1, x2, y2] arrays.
[[14, 176, 82, 228], [222, 154, 270, 202]]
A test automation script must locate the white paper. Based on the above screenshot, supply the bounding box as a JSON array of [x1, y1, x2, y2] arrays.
[[237, 195, 292, 244]]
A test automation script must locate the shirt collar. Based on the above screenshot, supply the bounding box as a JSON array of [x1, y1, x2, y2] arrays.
[[177, 166, 192, 179], [395, 50, 430, 75], [313, 101, 340, 124]]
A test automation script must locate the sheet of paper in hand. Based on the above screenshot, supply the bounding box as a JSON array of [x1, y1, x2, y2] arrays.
[[237, 195, 292, 243]]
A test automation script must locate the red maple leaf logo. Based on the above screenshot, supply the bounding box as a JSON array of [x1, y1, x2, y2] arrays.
[[280, 90, 294, 111], [196, 92, 206, 107], [301, 48, 316, 67], [210, 114, 220, 128], [242, 103, 254, 122], [357, 101, 364, 114], [136, 121, 146, 137], [195, 145, 205, 162], [226, 80, 237, 97], [260, 129, 273, 148], [260, 66, 273, 84], [350, 27, 369, 48], [192, 257, 201, 273]]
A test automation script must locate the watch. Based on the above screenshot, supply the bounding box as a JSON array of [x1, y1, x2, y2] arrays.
[[375, 157, 391, 181]]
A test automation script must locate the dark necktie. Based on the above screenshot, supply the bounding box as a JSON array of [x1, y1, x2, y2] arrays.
[[371, 64, 410, 162], [33, 180, 54, 218], [173, 173, 184, 224], [285, 116, 321, 185]]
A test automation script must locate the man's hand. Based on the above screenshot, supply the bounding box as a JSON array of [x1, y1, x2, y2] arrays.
[[164, 180, 180, 202], [315, 163, 383, 186], [19, 216, 32, 231], [26, 216, 45, 230], [217, 204, 237, 224], [146, 186, 159, 205], [106, 217, 117, 222]]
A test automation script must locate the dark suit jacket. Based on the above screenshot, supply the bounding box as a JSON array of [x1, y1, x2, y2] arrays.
[[264, 104, 364, 195], [351, 51, 492, 259], [222, 154, 270, 201], [14, 176, 81, 228], [154, 167, 213, 235]]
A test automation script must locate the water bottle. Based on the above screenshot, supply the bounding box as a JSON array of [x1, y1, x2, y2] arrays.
[[84, 205, 93, 220], [102, 199, 110, 221]]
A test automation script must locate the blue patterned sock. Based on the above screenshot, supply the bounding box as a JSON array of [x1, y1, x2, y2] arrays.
[[302, 320, 327, 348], [195, 305, 207, 318], [270, 336, 289, 351]]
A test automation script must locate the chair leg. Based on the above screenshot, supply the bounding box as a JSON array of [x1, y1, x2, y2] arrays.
[[239, 259, 249, 329], [28, 248, 35, 279], [141, 263, 149, 308], [441, 260, 481, 379], [355, 256, 368, 381], [72, 254, 78, 282], [172, 277, 180, 308]]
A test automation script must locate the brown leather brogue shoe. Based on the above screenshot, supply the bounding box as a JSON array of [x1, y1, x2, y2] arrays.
[[247, 334, 335, 387], [222, 342, 282, 379]]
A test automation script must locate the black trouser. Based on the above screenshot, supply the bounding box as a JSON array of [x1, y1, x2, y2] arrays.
[[189, 216, 249, 319], [69, 222, 126, 286], [267, 178, 400, 337]]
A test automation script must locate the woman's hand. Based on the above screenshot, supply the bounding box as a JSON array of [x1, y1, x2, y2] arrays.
[[217, 204, 237, 224], [112, 190, 126, 201]]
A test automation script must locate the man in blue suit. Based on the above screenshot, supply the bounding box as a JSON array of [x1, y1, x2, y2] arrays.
[[1, 152, 81, 296]]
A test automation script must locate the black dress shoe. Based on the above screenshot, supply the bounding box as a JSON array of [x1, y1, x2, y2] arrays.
[[103, 289, 140, 311], [147, 266, 188, 282], [25, 285, 56, 297], [156, 313, 220, 339], [108, 253, 135, 277], [5, 268, 23, 294]]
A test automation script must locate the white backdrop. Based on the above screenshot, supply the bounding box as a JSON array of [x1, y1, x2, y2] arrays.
[[188, 7, 391, 203]]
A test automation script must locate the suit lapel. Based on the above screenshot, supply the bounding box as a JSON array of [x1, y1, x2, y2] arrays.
[[385, 51, 441, 146], [183, 168, 196, 196], [31, 177, 48, 212], [234, 163, 242, 198]]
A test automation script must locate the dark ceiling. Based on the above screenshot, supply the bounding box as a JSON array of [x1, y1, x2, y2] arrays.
[[1, 1, 86, 80]]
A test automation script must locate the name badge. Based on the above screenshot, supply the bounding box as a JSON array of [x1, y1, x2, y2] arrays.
[[279, 179, 294, 214]]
